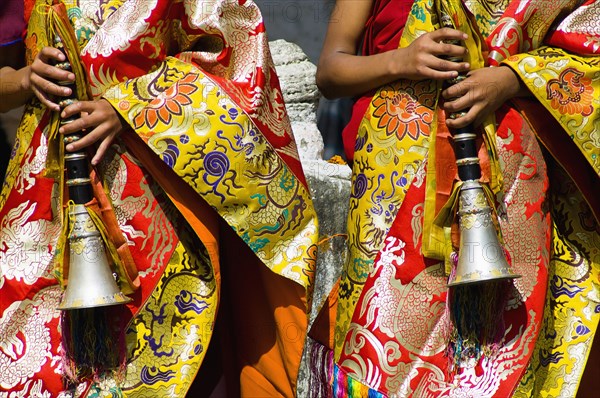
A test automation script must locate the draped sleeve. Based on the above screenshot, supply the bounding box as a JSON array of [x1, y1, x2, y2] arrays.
[[486, 0, 600, 217], [92, 0, 318, 289], [0, 3, 317, 396]]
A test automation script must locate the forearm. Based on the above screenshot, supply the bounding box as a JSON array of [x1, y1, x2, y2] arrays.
[[317, 28, 470, 99], [316, 50, 404, 99], [0, 66, 33, 112]]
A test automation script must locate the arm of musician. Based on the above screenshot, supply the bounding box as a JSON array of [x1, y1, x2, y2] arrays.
[[59, 99, 128, 166], [0, 42, 31, 113], [0, 66, 33, 113], [441, 65, 532, 129], [316, 0, 470, 99]]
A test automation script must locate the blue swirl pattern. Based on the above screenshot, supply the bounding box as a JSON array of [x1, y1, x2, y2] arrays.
[[175, 290, 209, 314], [203, 151, 230, 203], [351, 173, 368, 199], [140, 366, 176, 385]]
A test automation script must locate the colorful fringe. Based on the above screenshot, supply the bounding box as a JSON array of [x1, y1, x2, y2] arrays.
[[307, 337, 386, 398], [332, 364, 387, 398], [308, 338, 334, 398]]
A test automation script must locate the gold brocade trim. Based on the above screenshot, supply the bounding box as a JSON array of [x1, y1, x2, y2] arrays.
[[121, 239, 217, 397], [103, 57, 318, 291], [334, 0, 438, 358], [502, 48, 600, 175], [513, 173, 600, 397], [462, 0, 511, 38]]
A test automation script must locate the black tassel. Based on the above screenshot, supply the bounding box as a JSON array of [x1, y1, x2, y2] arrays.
[[61, 307, 125, 382], [447, 279, 512, 371]]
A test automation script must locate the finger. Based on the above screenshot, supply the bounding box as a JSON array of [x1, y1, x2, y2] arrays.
[[446, 107, 477, 129], [62, 100, 103, 120], [32, 59, 75, 83], [59, 102, 93, 135], [61, 100, 85, 119], [64, 125, 100, 152], [431, 57, 470, 73], [31, 85, 61, 111], [426, 69, 462, 81], [59, 114, 89, 135], [37, 47, 66, 64], [435, 45, 468, 62], [442, 97, 470, 114], [442, 88, 472, 117], [442, 78, 470, 99], [430, 28, 468, 42], [30, 73, 72, 98], [90, 134, 116, 166]]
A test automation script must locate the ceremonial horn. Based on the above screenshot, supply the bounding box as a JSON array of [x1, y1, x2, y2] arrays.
[[445, 132, 521, 287], [437, 11, 521, 288], [437, 12, 520, 366], [53, 35, 132, 310]]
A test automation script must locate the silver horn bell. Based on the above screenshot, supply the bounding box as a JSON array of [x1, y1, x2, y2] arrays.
[[58, 204, 132, 310], [447, 180, 521, 287]]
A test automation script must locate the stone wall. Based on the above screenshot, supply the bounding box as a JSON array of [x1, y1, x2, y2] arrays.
[[269, 39, 351, 395]]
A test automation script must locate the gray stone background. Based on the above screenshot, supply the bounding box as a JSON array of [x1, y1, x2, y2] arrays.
[[268, 37, 350, 398], [256, 0, 333, 63]]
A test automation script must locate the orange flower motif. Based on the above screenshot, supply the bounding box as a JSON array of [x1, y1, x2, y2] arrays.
[[24, 33, 39, 65], [372, 87, 434, 140], [546, 68, 594, 117], [134, 74, 199, 129]]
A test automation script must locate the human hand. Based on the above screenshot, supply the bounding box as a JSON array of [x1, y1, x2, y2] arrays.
[[393, 28, 470, 81], [24, 47, 76, 111], [59, 99, 127, 165], [442, 66, 524, 129]]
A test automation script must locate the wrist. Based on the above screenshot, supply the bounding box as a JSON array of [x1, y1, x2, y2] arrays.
[[101, 98, 128, 131], [386, 48, 406, 80], [19, 66, 32, 92], [499, 65, 529, 99]]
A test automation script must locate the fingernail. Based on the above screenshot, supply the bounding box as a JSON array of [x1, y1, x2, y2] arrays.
[[58, 53, 65, 61], [66, 144, 73, 151], [63, 88, 71, 95], [462, 33, 468, 39], [464, 63, 470, 69]]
